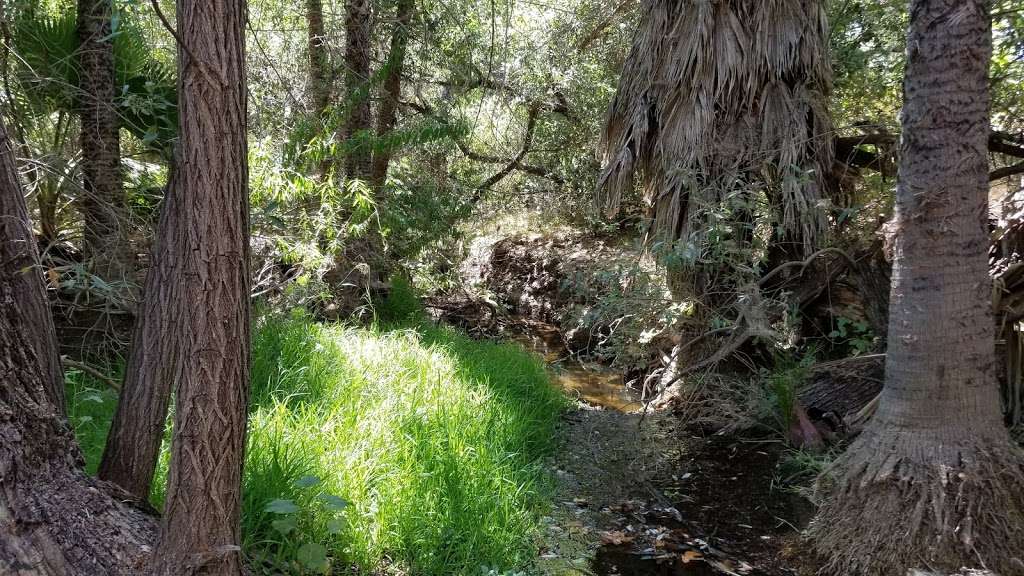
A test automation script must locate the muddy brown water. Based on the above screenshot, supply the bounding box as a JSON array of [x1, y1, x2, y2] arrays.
[[509, 322, 642, 412]]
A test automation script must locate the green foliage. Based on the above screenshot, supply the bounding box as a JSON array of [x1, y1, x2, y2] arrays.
[[9, 6, 177, 153], [68, 296, 567, 575], [64, 370, 121, 475], [826, 316, 876, 356], [759, 354, 815, 435]]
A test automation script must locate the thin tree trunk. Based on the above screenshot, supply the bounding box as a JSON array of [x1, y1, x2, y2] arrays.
[[0, 128, 65, 415], [809, 2, 1024, 574], [146, 0, 251, 573], [77, 0, 133, 288], [97, 169, 179, 500], [0, 113, 156, 576], [307, 0, 330, 117], [369, 0, 414, 190], [341, 0, 373, 182]]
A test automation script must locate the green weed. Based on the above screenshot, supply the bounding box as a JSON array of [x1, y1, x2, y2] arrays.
[[67, 287, 567, 575]]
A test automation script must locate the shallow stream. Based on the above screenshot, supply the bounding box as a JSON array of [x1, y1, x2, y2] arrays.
[[509, 321, 641, 412]]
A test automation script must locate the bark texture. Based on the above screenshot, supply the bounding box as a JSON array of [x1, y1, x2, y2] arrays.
[[809, 2, 1024, 574], [341, 0, 373, 181], [0, 123, 64, 415], [77, 0, 132, 285], [146, 1, 252, 574], [98, 169, 179, 500], [306, 0, 330, 117], [369, 0, 414, 190], [0, 114, 156, 576]]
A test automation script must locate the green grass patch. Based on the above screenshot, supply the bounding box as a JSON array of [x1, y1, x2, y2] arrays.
[[67, 284, 567, 575]]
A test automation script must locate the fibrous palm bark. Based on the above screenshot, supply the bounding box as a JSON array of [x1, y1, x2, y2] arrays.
[[77, 0, 133, 287], [307, 0, 331, 118], [809, 1, 1024, 574], [597, 0, 834, 257], [0, 113, 155, 576]]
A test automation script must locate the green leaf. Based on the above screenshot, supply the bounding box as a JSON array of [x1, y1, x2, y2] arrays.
[[271, 517, 297, 535], [293, 474, 321, 489], [264, 499, 300, 514], [296, 542, 330, 573], [318, 494, 348, 511], [325, 517, 346, 534]]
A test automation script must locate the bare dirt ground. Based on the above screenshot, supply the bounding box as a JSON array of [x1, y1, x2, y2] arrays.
[[535, 405, 815, 576]]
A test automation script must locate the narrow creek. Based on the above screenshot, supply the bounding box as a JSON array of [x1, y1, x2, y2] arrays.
[[508, 320, 642, 412], [507, 320, 808, 576]]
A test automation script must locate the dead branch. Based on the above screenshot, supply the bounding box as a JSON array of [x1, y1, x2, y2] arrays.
[[758, 247, 856, 287], [61, 356, 121, 391], [575, 0, 637, 53], [991, 160, 1024, 182]]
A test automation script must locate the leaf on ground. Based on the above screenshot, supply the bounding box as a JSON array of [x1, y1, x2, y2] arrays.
[[681, 550, 703, 563], [271, 517, 297, 535], [600, 531, 634, 545], [318, 493, 348, 511], [326, 517, 346, 534], [293, 474, 322, 489]]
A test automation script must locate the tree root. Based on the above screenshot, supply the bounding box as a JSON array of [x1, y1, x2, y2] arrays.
[[808, 429, 1024, 576]]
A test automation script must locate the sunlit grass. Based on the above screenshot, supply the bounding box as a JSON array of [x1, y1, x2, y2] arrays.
[[67, 282, 567, 575]]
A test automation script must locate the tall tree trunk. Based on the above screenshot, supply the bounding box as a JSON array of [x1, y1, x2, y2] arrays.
[[307, 0, 330, 118], [341, 0, 373, 182], [97, 169, 179, 500], [77, 0, 133, 288], [809, 2, 1024, 574], [146, 0, 251, 573], [369, 0, 414, 190], [0, 122, 65, 415], [0, 113, 156, 576]]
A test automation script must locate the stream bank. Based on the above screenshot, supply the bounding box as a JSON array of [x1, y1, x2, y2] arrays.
[[433, 230, 820, 575]]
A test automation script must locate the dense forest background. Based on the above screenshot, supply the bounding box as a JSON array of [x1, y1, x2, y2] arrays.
[[2, 0, 1024, 575]]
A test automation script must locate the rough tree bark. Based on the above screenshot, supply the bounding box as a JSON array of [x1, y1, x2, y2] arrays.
[[77, 0, 133, 287], [808, 2, 1024, 574], [0, 113, 156, 576], [369, 0, 414, 190], [341, 0, 373, 181], [0, 129, 65, 415], [306, 0, 330, 118], [97, 169, 179, 499], [145, 0, 252, 574]]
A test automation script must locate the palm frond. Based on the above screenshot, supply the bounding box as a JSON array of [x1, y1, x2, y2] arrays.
[[597, 0, 834, 256]]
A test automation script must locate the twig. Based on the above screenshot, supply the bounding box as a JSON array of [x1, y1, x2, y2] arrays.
[[150, 0, 228, 87], [758, 247, 855, 287], [61, 356, 121, 391]]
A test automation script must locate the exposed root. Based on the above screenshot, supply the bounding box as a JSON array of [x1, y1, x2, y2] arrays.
[[809, 429, 1024, 576]]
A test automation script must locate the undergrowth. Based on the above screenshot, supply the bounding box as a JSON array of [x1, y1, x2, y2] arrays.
[[66, 280, 568, 575]]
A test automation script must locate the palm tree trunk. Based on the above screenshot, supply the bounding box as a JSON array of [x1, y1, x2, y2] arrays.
[[146, 0, 251, 573], [77, 0, 133, 288], [809, 2, 1024, 574], [0, 113, 156, 576]]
